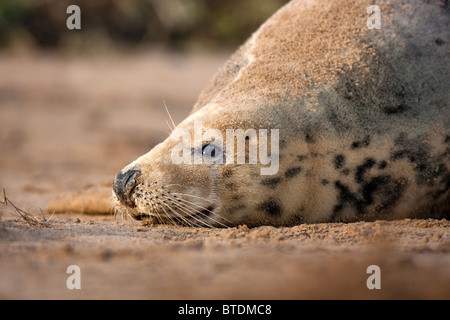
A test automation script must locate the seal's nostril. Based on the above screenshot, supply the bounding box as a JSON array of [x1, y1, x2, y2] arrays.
[[113, 168, 141, 207]]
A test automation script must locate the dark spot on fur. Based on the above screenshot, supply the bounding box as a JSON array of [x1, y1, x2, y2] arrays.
[[304, 132, 315, 143], [335, 181, 355, 202], [383, 104, 410, 115], [432, 173, 450, 199], [445, 135, 450, 144], [332, 176, 407, 219], [258, 199, 282, 217], [432, 189, 446, 200], [334, 154, 346, 169], [289, 214, 305, 225], [441, 174, 450, 194], [355, 158, 377, 183], [324, 109, 351, 132], [435, 38, 445, 46], [382, 178, 408, 208], [362, 176, 408, 214], [341, 168, 351, 176], [261, 177, 282, 188], [332, 204, 344, 216], [378, 160, 388, 170], [222, 167, 233, 179], [390, 133, 444, 185], [232, 194, 243, 201], [322, 179, 330, 186], [434, 163, 446, 177], [297, 155, 308, 162], [351, 135, 371, 149], [351, 141, 362, 149], [391, 150, 409, 161], [285, 167, 302, 179], [360, 176, 386, 210], [332, 181, 356, 216], [395, 90, 405, 99], [225, 182, 237, 190]]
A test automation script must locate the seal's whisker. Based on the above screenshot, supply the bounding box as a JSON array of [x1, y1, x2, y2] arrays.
[[112, 205, 122, 222], [118, 209, 126, 222], [165, 196, 215, 228], [176, 198, 228, 227], [114, 205, 140, 225], [171, 192, 215, 204], [163, 201, 204, 228], [151, 194, 195, 227], [172, 193, 232, 224], [114, 196, 133, 223], [159, 202, 187, 226], [127, 207, 136, 222], [163, 204, 194, 227], [174, 196, 230, 227], [165, 200, 197, 226], [112, 193, 127, 222], [166, 120, 174, 133], [162, 184, 183, 188], [158, 200, 184, 226], [150, 203, 167, 225], [165, 195, 215, 228], [164, 101, 177, 132]]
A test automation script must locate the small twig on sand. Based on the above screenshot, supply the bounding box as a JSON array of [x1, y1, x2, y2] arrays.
[[1, 189, 52, 227]]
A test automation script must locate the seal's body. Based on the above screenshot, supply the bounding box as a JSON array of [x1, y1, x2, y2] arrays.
[[113, 0, 449, 227]]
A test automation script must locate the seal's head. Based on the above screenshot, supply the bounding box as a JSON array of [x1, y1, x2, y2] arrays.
[[112, 103, 285, 227]]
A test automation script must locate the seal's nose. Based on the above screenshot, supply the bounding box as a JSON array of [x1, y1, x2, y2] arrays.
[[113, 168, 141, 207]]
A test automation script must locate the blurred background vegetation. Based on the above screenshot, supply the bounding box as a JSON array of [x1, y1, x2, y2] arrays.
[[0, 0, 290, 52]]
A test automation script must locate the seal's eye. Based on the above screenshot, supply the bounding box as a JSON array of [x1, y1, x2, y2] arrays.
[[202, 143, 223, 163], [202, 143, 217, 157]]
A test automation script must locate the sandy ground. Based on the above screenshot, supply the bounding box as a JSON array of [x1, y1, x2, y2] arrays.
[[0, 51, 449, 300]]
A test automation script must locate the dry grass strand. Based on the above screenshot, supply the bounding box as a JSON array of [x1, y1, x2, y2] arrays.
[[1, 189, 53, 227]]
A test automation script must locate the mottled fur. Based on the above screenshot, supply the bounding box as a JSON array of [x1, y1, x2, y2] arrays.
[[114, 0, 449, 227]]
